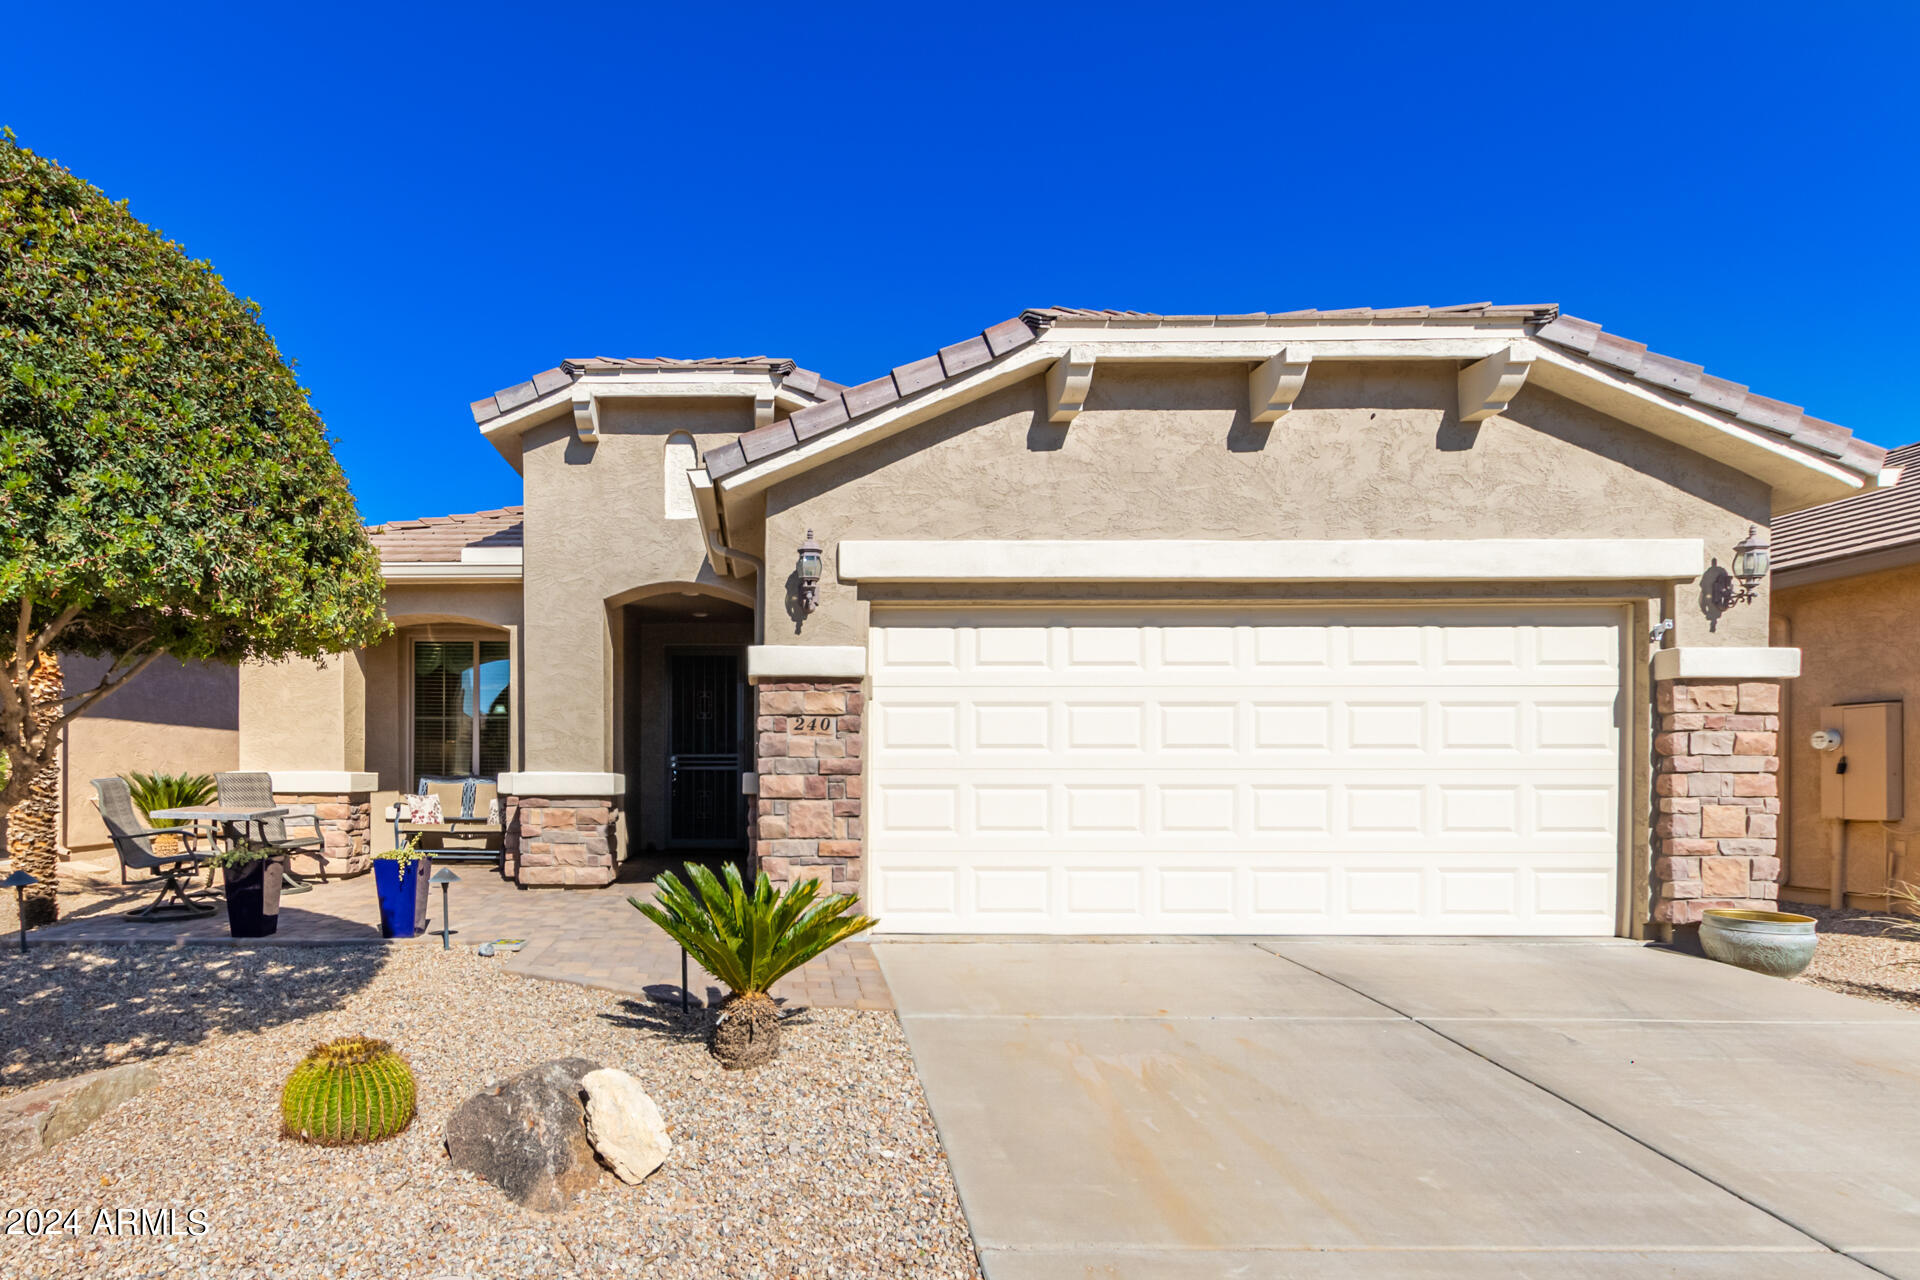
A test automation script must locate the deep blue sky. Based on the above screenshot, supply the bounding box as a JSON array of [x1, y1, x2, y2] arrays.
[[6, 3, 1916, 524]]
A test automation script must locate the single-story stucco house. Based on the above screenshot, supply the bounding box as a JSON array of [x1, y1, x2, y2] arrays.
[[1771, 443, 1920, 909], [49, 304, 1895, 940]]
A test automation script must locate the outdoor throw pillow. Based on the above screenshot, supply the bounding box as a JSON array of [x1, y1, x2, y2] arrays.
[[402, 793, 443, 824]]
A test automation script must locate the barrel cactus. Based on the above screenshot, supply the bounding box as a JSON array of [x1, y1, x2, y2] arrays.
[[281, 1036, 416, 1145]]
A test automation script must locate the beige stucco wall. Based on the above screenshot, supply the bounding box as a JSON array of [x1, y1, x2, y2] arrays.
[[1775, 562, 1920, 905], [60, 655, 239, 853], [520, 399, 756, 774], [232, 582, 524, 792], [238, 652, 367, 773], [760, 363, 1772, 649]]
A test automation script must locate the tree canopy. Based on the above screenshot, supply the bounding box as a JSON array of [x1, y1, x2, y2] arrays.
[[0, 131, 388, 811]]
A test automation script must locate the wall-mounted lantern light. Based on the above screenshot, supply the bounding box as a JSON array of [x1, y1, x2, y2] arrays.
[[797, 529, 823, 615], [1710, 525, 1770, 611]]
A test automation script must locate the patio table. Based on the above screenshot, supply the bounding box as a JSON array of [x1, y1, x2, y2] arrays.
[[149, 805, 315, 895]]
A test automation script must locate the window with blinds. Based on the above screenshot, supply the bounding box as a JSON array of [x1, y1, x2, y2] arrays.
[[413, 639, 511, 781]]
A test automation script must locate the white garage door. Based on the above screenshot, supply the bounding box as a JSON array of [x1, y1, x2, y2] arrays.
[[867, 605, 1623, 936]]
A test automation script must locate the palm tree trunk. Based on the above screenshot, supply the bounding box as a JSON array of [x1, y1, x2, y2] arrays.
[[5, 653, 63, 927]]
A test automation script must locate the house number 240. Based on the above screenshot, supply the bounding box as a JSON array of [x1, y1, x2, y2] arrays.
[[792, 716, 837, 735]]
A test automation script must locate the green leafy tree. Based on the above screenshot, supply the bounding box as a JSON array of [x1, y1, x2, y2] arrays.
[[0, 132, 387, 920]]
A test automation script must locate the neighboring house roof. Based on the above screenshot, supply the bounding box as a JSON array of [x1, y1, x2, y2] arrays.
[[469, 357, 840, 426], [368, 507, 524, 562], [1772, 442, 1920, 581], [697, 305, 1886, 487]]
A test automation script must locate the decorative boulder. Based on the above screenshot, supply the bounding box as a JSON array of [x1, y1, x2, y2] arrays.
[[581, 1068, 670, 1184], [0, 1063, 158, 1168], [444, 1057, 602, 1211]]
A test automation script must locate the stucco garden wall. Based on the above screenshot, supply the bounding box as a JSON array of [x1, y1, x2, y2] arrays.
[[59, 655, 239, 854], [760, 364, 1772, 650], [1775, 561, 1920, 906]]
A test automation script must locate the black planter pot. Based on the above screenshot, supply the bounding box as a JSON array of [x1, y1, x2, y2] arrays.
[[224, 856, 285, 938]]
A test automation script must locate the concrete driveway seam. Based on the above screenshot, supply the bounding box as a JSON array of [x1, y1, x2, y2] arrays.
[[1267, 947, 1903, 1280]]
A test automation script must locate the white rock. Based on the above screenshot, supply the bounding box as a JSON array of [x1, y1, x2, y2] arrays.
[[580, 1067, 670, 1184]]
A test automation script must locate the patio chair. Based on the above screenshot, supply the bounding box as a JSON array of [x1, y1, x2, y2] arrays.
[[214, 771, 328, 887], [393, 776, 503, 864], [90, 777, 217, 919]]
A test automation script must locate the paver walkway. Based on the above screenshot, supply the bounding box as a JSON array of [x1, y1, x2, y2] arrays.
[[27, 861, 889, 1009], [879, 937, 1920, 1279]]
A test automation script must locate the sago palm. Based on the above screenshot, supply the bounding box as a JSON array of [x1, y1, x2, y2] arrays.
[[124, 771, 217, 858], [632, 862, 876, 1068]]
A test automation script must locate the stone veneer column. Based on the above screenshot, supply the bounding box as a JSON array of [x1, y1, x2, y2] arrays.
[[753, 682, 864, 903], [501, 796, 616, 887], [275, 792, 372, 877], [1652, 679, 1783, 927]]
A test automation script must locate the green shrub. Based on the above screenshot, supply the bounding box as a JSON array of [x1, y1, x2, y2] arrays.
[[123, 771, 215, 824], [281, 1036, 416, 1145], [371, 836, 425, 868]]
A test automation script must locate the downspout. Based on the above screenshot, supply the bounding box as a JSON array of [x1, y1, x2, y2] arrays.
[[714, 544, 765, 645], [1772, 612, 1793, 896]]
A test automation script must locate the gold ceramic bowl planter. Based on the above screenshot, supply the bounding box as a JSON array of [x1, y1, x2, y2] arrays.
[[1698, 909, 1818, 979]]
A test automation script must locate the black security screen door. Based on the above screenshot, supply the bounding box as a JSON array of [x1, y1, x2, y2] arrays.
[[669, 653, 743, 846]]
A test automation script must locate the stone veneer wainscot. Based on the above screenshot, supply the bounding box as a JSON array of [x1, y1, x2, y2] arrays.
[[1652, 679, 1783, 926], [275, 792, 373, 877], [752, 681, 864, 902], [501, 796, 617, 887]]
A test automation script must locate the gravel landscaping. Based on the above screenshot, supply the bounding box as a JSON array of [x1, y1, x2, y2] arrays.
[[1792, 903, 1920, 1010], [2, 944, 980, 1279]]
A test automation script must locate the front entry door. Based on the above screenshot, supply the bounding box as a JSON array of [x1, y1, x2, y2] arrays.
[[668, 653, 743, 847]]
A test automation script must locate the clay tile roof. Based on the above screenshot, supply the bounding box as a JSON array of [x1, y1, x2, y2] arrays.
[[366, 506, 524, 563], [1771, 442, 1920, 576], [1532, 314, 1883, 476], [702, 314, 1043, 481], [469, 358, 838, 426]]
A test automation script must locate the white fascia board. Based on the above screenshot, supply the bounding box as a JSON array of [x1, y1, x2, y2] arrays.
[[480, 372, 786, 467], [1523, 343, 1869, 514], [495, 771, 625, 797], [747, 644, 867, 680], [714, 325, 1544, 500], [383, 562, 523, 584], [1035, 317, 1537, 344], [717, 345, 1058, 499], [1651, 647, 1801, 681], [836, 538, 1705, 584], [460, 546, 523, 565], [270, 771, 379, 793], [1041, 336, 1515, 362]]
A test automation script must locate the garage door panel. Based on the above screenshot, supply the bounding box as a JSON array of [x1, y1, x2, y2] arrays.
[[872, 772, 1618, 842], [868, 854, 1621, 934], [869, 607, 1623, 935]]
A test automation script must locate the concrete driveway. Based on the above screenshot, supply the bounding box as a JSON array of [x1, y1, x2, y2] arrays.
[[875, 939, 1920, 1279]]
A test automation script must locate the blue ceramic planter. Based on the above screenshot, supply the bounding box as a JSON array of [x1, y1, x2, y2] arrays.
[[373, 858, 433, 939]]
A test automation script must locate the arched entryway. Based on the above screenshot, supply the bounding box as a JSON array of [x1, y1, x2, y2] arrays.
[[609, 583, 755, 876]]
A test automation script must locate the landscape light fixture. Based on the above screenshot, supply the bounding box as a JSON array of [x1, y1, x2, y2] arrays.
[[1710, 525, 1771, 611], [797, 530, 824, 615], [3, 870, 39, 953], [429, 867, 460, 950]]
